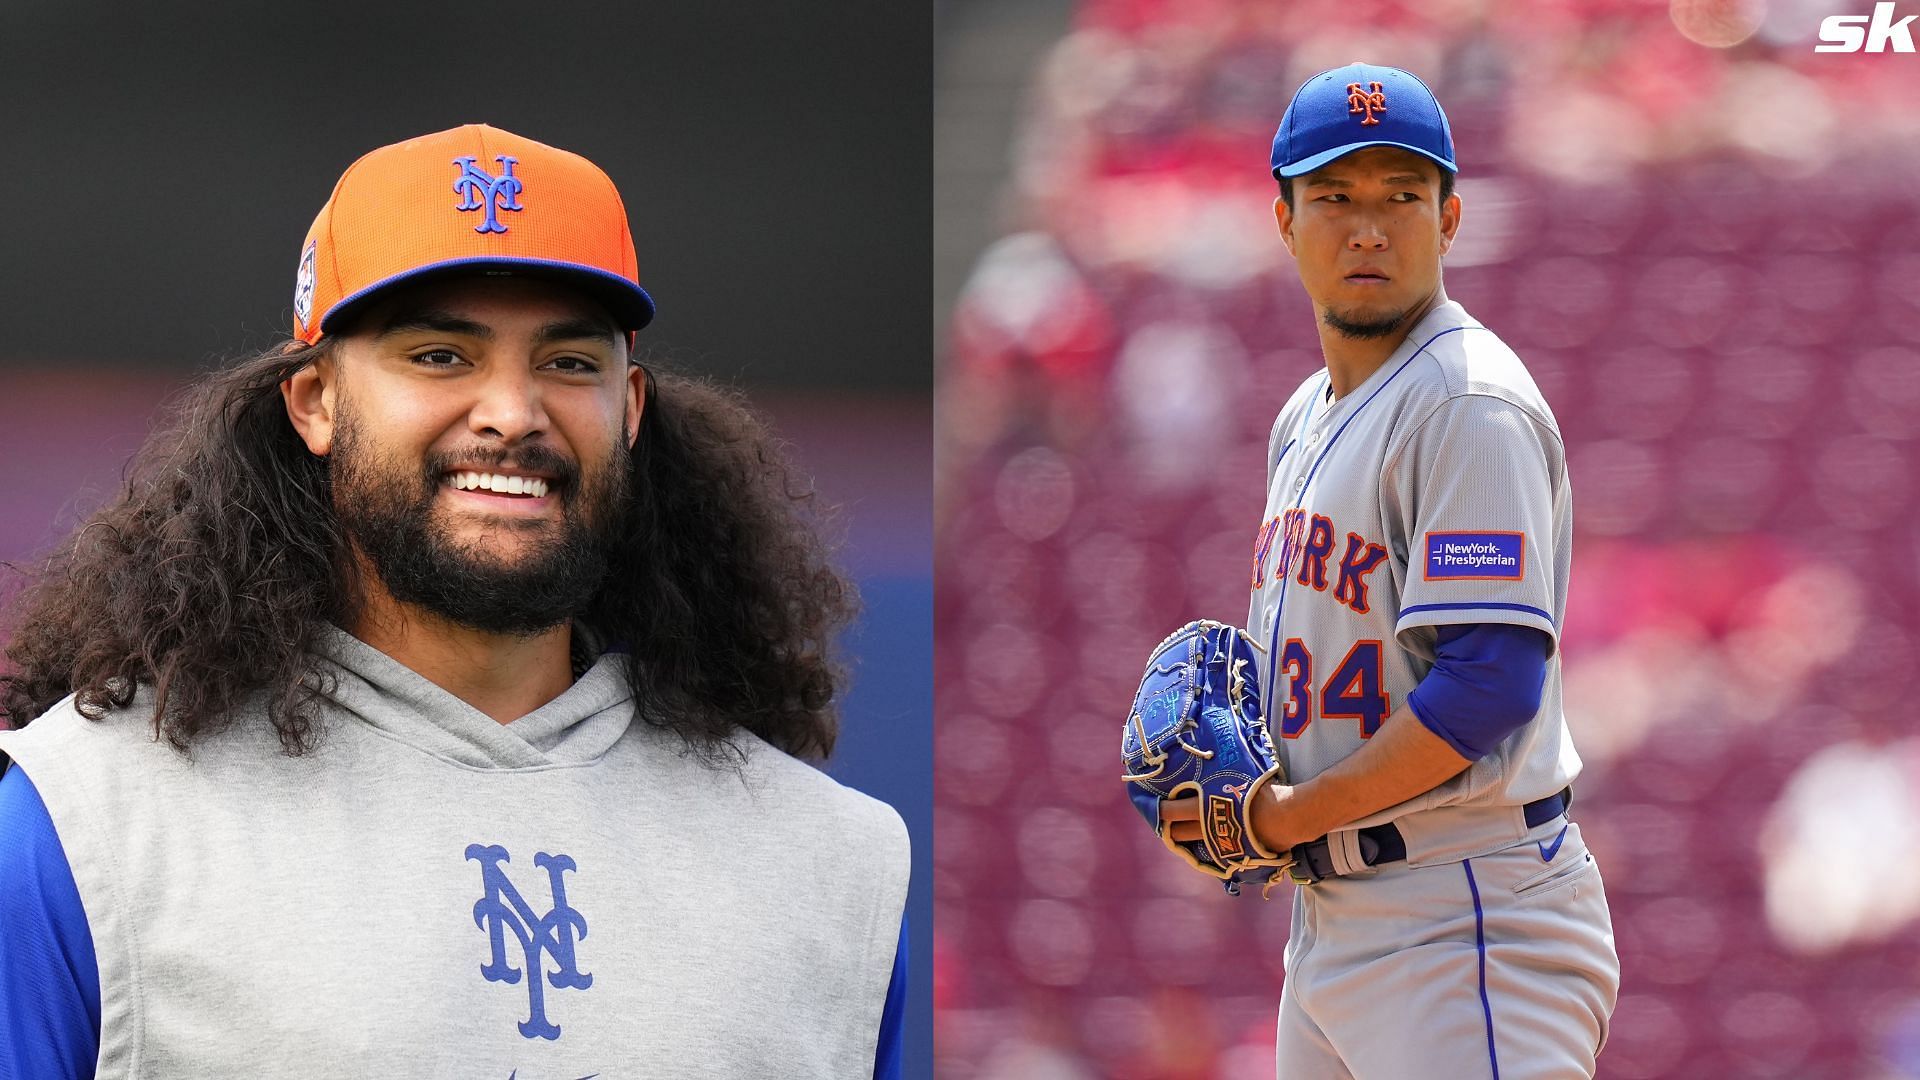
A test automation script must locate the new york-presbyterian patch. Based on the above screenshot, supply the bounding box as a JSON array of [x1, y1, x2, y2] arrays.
[[1423, 531, 1524, 581]]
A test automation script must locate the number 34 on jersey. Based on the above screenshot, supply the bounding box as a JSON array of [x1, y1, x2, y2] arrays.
[[1251, 507, 1392, 741]]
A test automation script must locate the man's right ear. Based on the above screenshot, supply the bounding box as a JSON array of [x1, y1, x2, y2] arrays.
[[280, 354, 337, 457], [1273, 195, 1296, 258]]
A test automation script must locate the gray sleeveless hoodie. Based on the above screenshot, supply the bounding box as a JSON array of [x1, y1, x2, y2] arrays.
[[0, 626, 909, 1078]]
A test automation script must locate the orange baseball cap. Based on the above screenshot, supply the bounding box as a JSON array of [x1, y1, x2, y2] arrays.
[[292, 124, 655, 345]]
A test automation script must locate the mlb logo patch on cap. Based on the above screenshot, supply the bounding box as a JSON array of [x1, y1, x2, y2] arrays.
[[293, 241, 317, 334]]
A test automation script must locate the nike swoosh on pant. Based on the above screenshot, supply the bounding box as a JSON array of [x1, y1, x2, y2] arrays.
[[1537, 822, 1569, 862]]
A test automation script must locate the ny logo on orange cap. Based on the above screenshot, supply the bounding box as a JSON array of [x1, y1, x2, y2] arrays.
[[452, 155, 525, 234], [1347, 81, 1386, 126]]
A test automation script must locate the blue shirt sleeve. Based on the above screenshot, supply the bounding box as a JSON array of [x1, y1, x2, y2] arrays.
[[1405, 623, 1551, 761], [0, 764, 101, 1080], [872, 911, 906, 1080]]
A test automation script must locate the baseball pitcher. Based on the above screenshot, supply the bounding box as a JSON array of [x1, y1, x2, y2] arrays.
[[1125, 65, 1619, 1079]]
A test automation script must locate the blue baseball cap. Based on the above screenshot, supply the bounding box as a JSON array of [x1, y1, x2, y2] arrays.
[[1270, 63, 1456, 180]]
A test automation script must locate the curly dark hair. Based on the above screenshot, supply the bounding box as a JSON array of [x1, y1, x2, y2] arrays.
[[0, 341, 855, 763]]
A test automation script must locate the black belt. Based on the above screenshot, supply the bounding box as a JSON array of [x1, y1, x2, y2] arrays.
[[1287, 787, 1572, 885]]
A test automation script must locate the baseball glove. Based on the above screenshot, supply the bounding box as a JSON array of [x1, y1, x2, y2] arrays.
[[1121, 620, 1292, 895]]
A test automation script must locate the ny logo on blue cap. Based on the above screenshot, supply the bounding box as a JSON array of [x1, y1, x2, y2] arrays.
[[1347, 82, 1386, 126], [1272, 64, 1457, 180], [452, 155, 524, 234]]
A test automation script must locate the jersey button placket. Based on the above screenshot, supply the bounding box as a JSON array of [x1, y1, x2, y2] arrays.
[[1299, 419, 1326, 496]]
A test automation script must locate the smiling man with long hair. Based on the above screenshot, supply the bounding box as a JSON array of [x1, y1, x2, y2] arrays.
[[0, 125, 908, 1079]]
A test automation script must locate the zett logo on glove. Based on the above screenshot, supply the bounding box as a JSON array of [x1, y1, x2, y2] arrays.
[[1208, 795, 1246, 858]]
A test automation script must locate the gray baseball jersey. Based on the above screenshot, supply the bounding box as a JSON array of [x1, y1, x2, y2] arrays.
[[1246, 299, 1617, 1078], [1248, 299, 1580, 838]]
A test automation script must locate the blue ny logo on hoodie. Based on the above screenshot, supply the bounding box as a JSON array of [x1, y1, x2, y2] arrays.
[[466, 844, 593, 1039]]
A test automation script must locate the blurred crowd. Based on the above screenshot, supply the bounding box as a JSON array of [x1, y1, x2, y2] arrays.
[[936, 0, 1920, 1076]]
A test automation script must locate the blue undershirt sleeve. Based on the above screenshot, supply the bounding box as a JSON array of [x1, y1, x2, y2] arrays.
[[872, 911, 907, 1080], [0, 764, 101, 1080], [1405, 623, 1552, 761]]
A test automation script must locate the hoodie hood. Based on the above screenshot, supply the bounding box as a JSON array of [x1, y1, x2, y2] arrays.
[[308, 623, 634, 770]]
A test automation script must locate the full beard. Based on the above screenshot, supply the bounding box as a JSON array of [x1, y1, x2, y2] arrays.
[[1322, 304, 1413, 340], [328, 407, 629, 636]]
